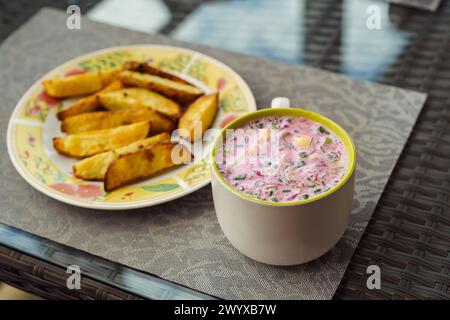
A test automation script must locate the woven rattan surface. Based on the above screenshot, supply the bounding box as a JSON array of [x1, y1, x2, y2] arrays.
[[0, 245, 142, 300], [316, 1, 450, 300], [0, 0, 449, 300]]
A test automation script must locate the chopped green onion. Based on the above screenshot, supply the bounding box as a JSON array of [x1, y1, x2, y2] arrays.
[[327, 152, 338, 160], [299, 152, 308, 158], [271, 197, 279, 202], [256, 123, 263, 128], [318, 126, 329, 134], [282, 189, 291, 193], [299, 194, 309, 200], [325, 137, 333, 144], [234, 174, 247, 180], [296, 160, 305, 168], [314, 188, 322, 193]]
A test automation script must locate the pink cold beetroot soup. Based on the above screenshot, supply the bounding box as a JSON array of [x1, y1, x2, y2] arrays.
[[216, 115, 349, 202]]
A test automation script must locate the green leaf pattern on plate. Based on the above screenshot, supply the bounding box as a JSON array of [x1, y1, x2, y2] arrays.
[[187, 61, 206, 81], [159, 54, 191, 73], [79, 52, 131, 72], [142, 184, 180, 192], [220, 87, 247, 113]]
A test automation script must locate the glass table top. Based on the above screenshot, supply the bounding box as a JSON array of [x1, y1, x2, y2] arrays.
[[1, 0, 449, 300]]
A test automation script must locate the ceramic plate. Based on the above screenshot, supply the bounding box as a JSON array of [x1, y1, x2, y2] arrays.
[[7, 45, 256, 210]]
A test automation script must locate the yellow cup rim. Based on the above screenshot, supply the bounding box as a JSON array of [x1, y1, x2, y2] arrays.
[[210, 108, 357, 207]]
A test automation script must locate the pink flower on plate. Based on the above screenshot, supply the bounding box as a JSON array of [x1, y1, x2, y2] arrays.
[[27, 134, 35, 145], [220, 114, 238, 128], [50, 182, 103, 198], [36, 91, 60, 107], [217, 77, 227, 91], [29, 105, 41, 115], [76, 184, 103, 198], [64, 67, 86, 77], [50, 183, 78, 196]]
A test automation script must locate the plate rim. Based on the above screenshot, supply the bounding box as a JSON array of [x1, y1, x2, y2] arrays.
[[6, 44, 256, 210]]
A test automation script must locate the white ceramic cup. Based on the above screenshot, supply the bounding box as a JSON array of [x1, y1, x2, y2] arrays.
[[209, 98, 356, 265]]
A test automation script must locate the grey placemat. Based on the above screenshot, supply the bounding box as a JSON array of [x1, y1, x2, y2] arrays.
[[0, 8, 427, 299]]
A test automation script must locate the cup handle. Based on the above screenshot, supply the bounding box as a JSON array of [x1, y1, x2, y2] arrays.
[[271, 97, 290, 109]]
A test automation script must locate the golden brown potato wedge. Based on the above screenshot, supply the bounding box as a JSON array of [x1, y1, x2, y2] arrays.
[[43, 69, 121, 98], [119, 70, 203, 105], [73, 132, 171, 180], [104, 142, 191, 192], [57, 81, 123, 120], [178, 93, 219, 141], [124, 61, 190, 84], [53, 121, 150, 158], [115, 132, 171, 155], [99, 87, 182, 119], [73, 152, 116, 181], [61, 108, 174, 135]]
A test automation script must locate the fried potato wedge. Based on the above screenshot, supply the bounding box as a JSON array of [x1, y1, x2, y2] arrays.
[[119, 70, 203, 105], [43, 69, 121, 98], [57, 81, 123, 120], [178, 93, 219, 141], [104, 142, 192, 191], [99, 87, 182, 119], [61, 107, 174, 135], [115, 132, 171, 155], [73, 132, 170, 180], [73, 151, 116, 181], [124, 61, 190, 84], [53, 121, 150, 158]]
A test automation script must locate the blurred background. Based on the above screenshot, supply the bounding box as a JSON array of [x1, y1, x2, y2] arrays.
[[0, 0, 433, 83]]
